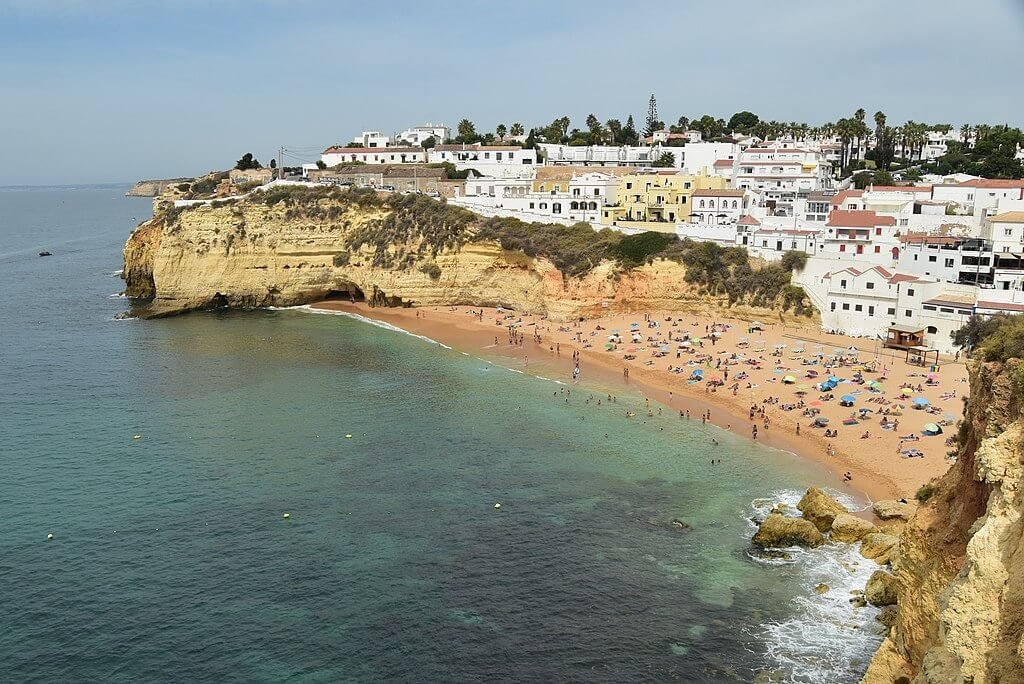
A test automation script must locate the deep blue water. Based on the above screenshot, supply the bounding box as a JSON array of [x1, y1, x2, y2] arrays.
[[0, 187, 883, 682]]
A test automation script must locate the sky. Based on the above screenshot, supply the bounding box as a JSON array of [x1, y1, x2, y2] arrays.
[[2, 0, 1024, 186]]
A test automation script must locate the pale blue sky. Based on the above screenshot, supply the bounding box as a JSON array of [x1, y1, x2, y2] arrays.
[[2, 0, 1023, 185]]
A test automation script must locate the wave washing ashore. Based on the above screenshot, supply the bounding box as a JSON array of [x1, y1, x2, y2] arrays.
[[310, 301, 967, 503]]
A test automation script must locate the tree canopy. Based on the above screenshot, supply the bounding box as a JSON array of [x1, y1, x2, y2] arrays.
[[234, 153, 262, 170]]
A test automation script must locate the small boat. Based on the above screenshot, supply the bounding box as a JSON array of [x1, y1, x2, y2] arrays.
[[39, 251, 52, 257]]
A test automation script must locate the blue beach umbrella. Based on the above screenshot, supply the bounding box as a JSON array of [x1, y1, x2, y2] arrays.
[[840, 394, 855, 404], [912, 397, 930, 408]]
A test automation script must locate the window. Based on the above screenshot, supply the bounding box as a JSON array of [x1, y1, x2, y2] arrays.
[[1006, 228, 1013, 237], [830, 302, 836, 311], [593, 188, 600, 196], [700, 200, 705, 208], [842, 303, 850, 310], [539, 185, 545, 192], [866, 282, 875, 289], [875, 227, 882, 235], [552, 203, 561, 214], [484, 152, 490, 159], [791, 241, 797, 249], [840, 244, 846, 252], [907, 288, 915, 296], [855, 304, 863, 312], [945, 258, 954, 267], [887, 307, 896, 315], [913, 254, 919, 261], [529, 202, 535, 209], [868, 306, 875, 315], [905, 310, 912, 317], [926, 325, 938, 334], [874, 246, 881, 253], [928, 255, 937, 262], [900, 219, 909, 226], [626, 182, 633, 190], [940, 307, 954, 313], [840, 279, 847, 288]]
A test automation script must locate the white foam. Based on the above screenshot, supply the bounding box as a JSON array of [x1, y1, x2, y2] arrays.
[[108, 292, 127, 298], [285, 305, 452, 349], [746, 489, 884, 683]]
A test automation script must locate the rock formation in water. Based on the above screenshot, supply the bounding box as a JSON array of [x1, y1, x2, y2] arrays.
[[122, 185, 819, 323], [862, 358, 1024, 683]]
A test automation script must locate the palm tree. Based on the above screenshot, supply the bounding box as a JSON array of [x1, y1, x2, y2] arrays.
[[874, 111, 887, 143], [510, 122, 524, 138], [959, 124, 972, 145], [496, 123, 507, 141]]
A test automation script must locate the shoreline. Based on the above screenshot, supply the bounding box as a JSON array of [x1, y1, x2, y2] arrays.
[[307, 301, 965, 503]]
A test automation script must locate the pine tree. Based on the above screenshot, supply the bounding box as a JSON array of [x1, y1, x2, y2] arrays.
[[644, 94, 659, 137]]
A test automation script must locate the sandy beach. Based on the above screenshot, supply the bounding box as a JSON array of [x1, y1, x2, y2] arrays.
[[310, 301, 967, 503]]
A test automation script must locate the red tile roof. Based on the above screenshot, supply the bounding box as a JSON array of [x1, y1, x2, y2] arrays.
[[713, 159, 735, 167], [958, 179, 1024, 189], [830, 189, 864, 207], [826, 209, 896, 228], [868, 185, 932, 193], [888, 273, 919, 284], [692, 188, 746, 197], [977, 300, 1024, 312], [737, 214, 761, 226], [323, 146, 425, 155]]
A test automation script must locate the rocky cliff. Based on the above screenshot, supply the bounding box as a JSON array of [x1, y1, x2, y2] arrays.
[[126, 178, 192, 197], [122, 186, 819, 325], [862, 359, 1024, 683]]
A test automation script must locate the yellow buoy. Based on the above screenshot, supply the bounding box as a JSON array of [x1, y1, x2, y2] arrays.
[[494, 503, 502, 509], [283, 513, 290, 519], [47, 533, 54, 540], [345, 434, 353, 439]]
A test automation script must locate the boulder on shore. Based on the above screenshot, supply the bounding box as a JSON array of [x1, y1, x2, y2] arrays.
[[830, 513, 879, 543], [860, 533, 899, 565], [752, 513, 825, 549], [865, 570, 898, 606], [797, 487, 848, 532], [872, 499, 917, 521]]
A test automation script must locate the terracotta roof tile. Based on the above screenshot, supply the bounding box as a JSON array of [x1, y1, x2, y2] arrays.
[[826, 209, 896, 227]]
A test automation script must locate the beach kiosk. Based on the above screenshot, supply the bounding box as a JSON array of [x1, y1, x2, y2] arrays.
[[884, 324, 925, 350]]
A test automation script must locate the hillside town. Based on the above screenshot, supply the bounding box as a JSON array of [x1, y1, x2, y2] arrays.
[[185, 103, 1024, 356]]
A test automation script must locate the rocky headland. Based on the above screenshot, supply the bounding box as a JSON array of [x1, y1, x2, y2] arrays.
[[122, 184, 818, 323]]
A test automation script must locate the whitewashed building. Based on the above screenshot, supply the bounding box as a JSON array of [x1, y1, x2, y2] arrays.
[[321, 146, 426, 166], [429, 144, 537, 178], [689, 188, 750, 224], [681, 142, 740, 176], [397, 124, 450, 146], [350, 131, 392, 148], [538, 144, 674, 168], [733, 144, 832, 213]]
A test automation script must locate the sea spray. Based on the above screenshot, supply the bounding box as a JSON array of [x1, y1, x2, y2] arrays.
[[745, 489, 885, 683]]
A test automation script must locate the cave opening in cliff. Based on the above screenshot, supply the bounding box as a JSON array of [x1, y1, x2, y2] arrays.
[[323, 285, 364, 302], [210, 292, 229, 308]]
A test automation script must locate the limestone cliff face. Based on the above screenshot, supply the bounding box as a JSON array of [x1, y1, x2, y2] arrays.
[[863, 360, 1024, 683], [123, 194, 818, 326]]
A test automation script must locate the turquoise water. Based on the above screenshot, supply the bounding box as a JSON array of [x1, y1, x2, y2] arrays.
[[0, 187, 882, 682]]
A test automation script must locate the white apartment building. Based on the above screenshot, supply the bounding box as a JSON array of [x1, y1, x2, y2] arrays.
[[538, 144, 675, 168], [428, 144, 537, 178], [932, 179, 1024, 217], [321, 146, 426, 167], [689, 188, 750, 224], [898, 234, 994, 286], [458, 171, 620, 224], [732, 144, 832, 213], [350, 131, 392, 148], [739, 224, 821, 262], [397, 124, 450, 146], [982, 211, 1024, 291], [810, 265, 969, 352], [680, 142, 739, 176], [820, 210, 900, 263]]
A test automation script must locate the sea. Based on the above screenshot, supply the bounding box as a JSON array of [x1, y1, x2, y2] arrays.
[[0, 186, 884, 683]]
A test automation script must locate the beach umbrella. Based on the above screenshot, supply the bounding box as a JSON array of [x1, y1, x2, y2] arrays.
[[912, 397, 930, 408], [923, 423, 943, 435], [783, 375, 797, 384], [604, 342, 615, 351], [868, 380, 883, 390], [827, 375, 840, 383], [630, 322, 641, 330], [680, 341, 692, 347], [806, 370, 819, 378], [796, 383, 811, 391], [691, 337, 702, 344], [626, 347, 637, 353], [902, 387, 914, 397], [707, 375, 722, 382], [814, 417, 830, 427]]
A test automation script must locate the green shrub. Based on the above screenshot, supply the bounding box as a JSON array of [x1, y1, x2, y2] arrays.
[[190, 177, 218, 195], [780, 250, 808, 271], [332, 252, 351, 267], [419, 261, 441, 280], [610, 231, 675, 267], [916, 482, 937, 502]]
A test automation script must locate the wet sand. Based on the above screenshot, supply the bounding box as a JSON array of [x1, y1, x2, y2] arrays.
[[310, 301, 966, 503]]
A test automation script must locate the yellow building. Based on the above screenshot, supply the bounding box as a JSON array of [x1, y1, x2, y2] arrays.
[[599, 172, 728, 232]]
